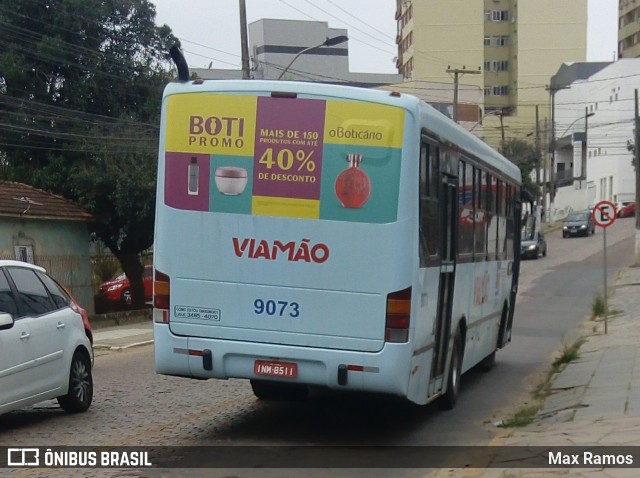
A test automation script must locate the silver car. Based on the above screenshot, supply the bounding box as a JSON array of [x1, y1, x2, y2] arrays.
[[0, 261, 93, 415]]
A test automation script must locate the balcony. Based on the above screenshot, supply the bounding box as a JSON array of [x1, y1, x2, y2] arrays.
[[555, 168, 574, 188]]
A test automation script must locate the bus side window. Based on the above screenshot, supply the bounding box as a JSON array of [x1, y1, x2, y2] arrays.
[[419, 140, 440, 266], [458, 159, 473, 256], [474, 167, 487, 259]]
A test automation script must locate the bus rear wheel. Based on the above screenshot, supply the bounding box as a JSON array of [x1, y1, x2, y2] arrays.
[[250, 380, 309, 401], [438, 334, 463, 410]]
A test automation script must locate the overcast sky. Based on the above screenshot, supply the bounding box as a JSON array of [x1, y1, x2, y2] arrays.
[[152, 0, 619, 73]]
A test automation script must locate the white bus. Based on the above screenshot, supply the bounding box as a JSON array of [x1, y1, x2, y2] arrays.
[[153, 76, 522, 408]]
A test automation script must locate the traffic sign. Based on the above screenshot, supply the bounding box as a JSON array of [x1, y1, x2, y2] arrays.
[[592, 200, 617, 228]]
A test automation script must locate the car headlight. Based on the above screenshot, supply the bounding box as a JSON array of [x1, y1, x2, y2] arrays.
[[563, 226, 568, 230], [107, 284, 122, 291], [580, 225, 587, 229], [527, 245, 537, 251]]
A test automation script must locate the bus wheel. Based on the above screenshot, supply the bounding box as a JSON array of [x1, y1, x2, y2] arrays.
[[438, 334, 463, 410], [478, 351, 496, 372], [250, 380, 309, 401]]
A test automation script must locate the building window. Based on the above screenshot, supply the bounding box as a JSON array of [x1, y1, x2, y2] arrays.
[[484, 36, 491, 46], [14, 245, 34, 264], [493, 60, 509, 71], [494, 36, 509, 46], [493, 85, 509, 96], [491, 10, 509, 22]]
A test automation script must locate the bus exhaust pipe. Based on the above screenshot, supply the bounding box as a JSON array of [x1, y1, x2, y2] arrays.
[[170, 44, 190, 82]]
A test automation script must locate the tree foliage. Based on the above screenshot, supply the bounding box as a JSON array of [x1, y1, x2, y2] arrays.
[[0, 0, 178, 307], [500, 138, 540, 200]]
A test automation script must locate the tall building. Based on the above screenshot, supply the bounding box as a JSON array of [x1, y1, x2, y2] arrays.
[[193, 19, 402, 87], [395, 0, 588, 148], [619, 0, 640, 58]]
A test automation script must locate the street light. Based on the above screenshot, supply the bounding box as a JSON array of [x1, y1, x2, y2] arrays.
[[277, 35, 348, 80]]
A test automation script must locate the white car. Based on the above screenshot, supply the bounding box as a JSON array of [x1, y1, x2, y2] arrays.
[[0, 260, 93, 415]]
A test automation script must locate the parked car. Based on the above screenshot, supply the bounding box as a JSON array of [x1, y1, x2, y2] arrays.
[[0, 260, 93, 415], [98, 265, 153, 306], [617, 201, 636, 218], [563, 211, 595, 238], [521, 230, 547, 259]]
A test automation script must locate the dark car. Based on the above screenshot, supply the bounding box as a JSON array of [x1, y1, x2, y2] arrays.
[[563, 211, 595, 238], [521, 230, 547, 259]]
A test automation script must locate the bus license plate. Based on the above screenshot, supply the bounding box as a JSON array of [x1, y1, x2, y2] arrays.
[[254, 360, 297, 378]]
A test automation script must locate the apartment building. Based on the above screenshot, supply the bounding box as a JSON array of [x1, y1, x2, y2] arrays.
[[395, 0, 587, 148], [619, 0, 640, 58]]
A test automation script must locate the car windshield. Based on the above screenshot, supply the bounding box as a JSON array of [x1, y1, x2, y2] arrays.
[[566, 212, 588, 222]]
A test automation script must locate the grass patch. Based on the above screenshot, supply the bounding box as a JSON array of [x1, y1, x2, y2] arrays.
[[500, 405, 540, 428], [592, 295, 605, 318], [500, 337, 587, 428], [551, 339, 586, 370]]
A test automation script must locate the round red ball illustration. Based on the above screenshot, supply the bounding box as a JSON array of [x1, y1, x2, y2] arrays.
[[334, 154, 371, 208]]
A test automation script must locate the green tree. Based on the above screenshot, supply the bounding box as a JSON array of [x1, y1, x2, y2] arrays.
[[500, 138, 540, 200], [0, 0, 178, 307]]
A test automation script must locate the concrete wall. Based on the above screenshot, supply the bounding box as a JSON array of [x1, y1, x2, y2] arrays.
[[0, 217, 94, 314]]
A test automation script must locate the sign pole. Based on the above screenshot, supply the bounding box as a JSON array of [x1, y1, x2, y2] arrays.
[[603, 226, 608, 334], [592, 200, 616, 334]]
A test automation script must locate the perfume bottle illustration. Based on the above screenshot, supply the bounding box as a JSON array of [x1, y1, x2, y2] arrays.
[[334, 153, 371, 209], [187, 157, 199, 195]]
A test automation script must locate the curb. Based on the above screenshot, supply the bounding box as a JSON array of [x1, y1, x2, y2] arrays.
[[93, 339, 154, 351], [89, 308, 152, 330]]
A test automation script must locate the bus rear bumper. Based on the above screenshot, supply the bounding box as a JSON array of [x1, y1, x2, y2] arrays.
[[154, 322, 411, 397]]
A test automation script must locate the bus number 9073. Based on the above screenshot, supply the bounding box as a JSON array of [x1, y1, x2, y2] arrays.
[[254, 299, 300, 318]]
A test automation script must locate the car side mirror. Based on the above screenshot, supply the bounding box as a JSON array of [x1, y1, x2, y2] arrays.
[[0, 312, 15, 330]]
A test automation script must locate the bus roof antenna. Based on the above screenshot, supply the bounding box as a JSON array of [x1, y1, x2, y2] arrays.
[[170, 45, 190, 82]]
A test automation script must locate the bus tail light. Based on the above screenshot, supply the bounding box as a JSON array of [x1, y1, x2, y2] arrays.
[[385, 287, 411, 343], [154, 269, 170, 318]]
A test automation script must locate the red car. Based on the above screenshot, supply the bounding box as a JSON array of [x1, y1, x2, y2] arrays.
[[98, 265, 153, 306], [617, 201, 636, 218]]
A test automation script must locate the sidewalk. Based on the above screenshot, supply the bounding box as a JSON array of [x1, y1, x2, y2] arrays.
[[92, 320, 153, 351], [480, 265, 640, 477]]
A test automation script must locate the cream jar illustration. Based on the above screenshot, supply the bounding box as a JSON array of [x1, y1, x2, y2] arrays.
[[334, 154, 371, 208], [214, 166, 248, 195]]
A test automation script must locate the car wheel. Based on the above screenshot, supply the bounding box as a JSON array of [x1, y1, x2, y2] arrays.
[[57, 350, 93, 413], [438, 333, 463, 410], [543, 248, 547, 257], [121, 289, 132, 306]]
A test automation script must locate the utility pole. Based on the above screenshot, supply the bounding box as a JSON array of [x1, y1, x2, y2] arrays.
[[546, 83, 570, 223], [542, 117, 549, 221], [447, 66, 481, 123], [239, 0, 250, 80], [535, 105, 541, 199], [498, 108, 506, 152], [635, 89, 640, 265]]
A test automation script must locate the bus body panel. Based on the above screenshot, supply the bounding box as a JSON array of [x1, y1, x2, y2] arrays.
[[154, 322, 413, 396], [154, 80, 521, 406]]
